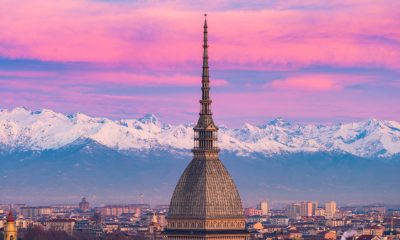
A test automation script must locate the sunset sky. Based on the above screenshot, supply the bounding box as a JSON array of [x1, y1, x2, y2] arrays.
[[1, 0, 399, 126]]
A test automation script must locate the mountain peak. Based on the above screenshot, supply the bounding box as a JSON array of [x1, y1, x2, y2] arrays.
[[1, 107, 34, 121], [32, 108, 59, 116], [68, 112, 92, 122], [241, 123, 259, 132], [138, 113, 159, 125], [266, 117, 291, 127], [7, 107, 31, 115]]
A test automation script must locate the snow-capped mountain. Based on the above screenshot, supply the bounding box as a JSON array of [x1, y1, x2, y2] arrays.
[[1, 107, 400, 158]]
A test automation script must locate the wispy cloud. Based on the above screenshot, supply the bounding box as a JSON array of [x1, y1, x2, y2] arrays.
[[266, 74, 374, 92]]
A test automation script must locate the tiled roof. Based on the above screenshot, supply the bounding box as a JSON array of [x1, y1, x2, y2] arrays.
[[168, 157, 244, 219]]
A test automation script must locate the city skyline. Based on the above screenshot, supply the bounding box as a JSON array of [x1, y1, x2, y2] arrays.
[[1, 2, 400, 238], [0, 0, 399, 126], [2, 199, 398, 240]]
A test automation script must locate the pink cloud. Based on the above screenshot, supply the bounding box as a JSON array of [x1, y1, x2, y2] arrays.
[[1, 80, 62, 93], [269, 76, 340, 91], [266, 74, 374, 91], [211, 89, 400, 126], [0, 85, 195, 122], [1, 75, 399, 126], [69, 72, 229, 87], [0, 71, 55, 78], [0, 0, 399, 69], [0, 69, 228, 90]]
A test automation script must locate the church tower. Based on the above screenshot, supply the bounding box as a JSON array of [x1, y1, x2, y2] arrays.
[[163, 15, 250, 240], [4, 209, 17, 240]]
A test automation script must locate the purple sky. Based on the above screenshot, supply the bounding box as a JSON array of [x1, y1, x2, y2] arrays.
[[0, 0, 399, 126]]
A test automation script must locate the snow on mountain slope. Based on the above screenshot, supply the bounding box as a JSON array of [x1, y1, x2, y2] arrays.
[[0, 107, 399, 158]]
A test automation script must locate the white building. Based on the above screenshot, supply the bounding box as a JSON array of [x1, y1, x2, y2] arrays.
[[270, 215, 289, 226], [43, 219, 76, 235]]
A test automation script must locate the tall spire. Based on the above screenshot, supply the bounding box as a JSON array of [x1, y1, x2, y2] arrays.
[[193, 14, 219, 155], [164, 15, 249, 240], [201, 13, 211, 115]]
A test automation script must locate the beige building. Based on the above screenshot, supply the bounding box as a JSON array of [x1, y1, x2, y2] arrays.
[[362, 226, 385, 237], [315, 208, 326, 216], [157, 213, 167, 228], [258, 201, 269, 216], [325, 201, 337, 218], [16, 219, 34, 229], [96, 204, 140, 217], [20, 206, 52, 218], [326, 218, 348, 227], [300, 202, 313, 217]]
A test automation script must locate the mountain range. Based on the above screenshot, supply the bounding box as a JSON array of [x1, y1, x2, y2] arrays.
[[0, 107, 399, 205], [1, 107, 400, 158]]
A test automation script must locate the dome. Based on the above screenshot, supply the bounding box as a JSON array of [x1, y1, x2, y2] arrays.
[[168, 157, 244, 220]]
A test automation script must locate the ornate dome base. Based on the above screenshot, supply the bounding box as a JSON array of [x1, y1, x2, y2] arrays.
[[163, 229, 250, 240]]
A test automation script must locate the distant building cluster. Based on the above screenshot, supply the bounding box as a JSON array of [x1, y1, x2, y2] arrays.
[[0, 198, 168, 240], [244, 201, 400, 240], [0, 199, 399, 240]]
